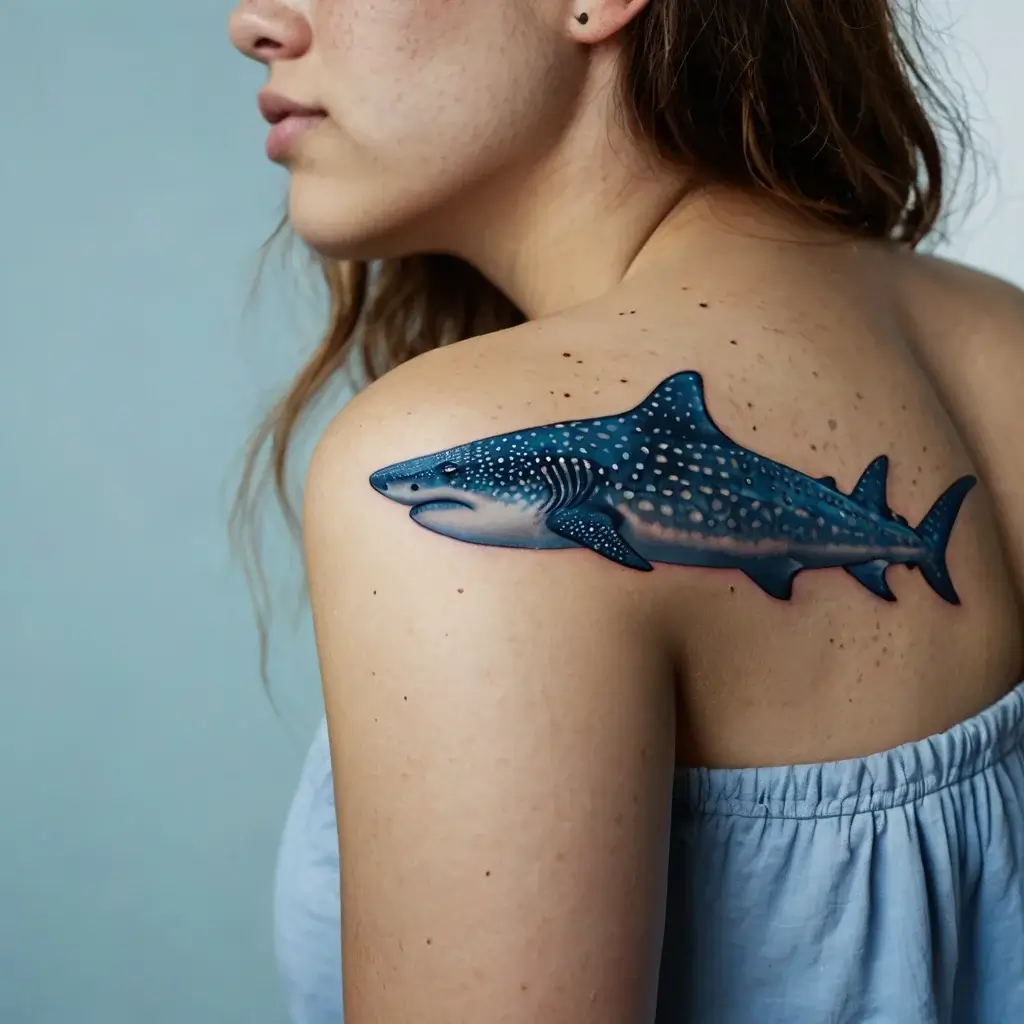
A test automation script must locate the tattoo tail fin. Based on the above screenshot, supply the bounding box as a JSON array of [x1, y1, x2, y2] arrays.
[[913, 475, 977, 605]]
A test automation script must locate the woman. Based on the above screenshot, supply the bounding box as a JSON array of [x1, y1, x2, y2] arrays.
[[228, 2, 1024, 1021]]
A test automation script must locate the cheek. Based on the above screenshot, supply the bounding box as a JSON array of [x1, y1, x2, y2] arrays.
[[313, 1, 578, 159]]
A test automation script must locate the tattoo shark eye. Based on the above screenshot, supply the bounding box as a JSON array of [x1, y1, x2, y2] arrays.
[[439, 462, 460, 476]]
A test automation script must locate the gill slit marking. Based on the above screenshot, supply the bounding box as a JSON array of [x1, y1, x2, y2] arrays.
[[540, 465, 564, 514], [554, 458, 573, 512], [541, 458, 596, 515], [579, 460, 595, 505]]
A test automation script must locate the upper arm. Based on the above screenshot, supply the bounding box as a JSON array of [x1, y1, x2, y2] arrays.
[[303, 388, 677, 1024]]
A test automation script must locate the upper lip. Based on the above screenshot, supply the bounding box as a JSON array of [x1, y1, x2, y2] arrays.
[[257, 90, 325, 125]]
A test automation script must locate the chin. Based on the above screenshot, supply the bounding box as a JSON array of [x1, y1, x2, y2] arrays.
[[285, 170, 450, 262]]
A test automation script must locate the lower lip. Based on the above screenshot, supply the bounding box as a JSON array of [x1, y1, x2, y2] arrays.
[[265, 114, 327, 161]]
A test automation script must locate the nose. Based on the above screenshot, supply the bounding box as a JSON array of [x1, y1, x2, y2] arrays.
[[229, 0, 312, 64]]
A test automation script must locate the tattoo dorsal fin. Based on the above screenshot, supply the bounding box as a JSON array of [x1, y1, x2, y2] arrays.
[[850, 455, 893, 517], [818, 475, 839, 491], [632, 371, 729, 443]]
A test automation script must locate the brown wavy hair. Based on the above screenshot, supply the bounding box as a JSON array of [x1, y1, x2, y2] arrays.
[[232, 0, 971, 684]]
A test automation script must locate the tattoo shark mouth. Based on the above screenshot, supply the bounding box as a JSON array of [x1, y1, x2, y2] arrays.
[[412, 499, 475, 513], [369, 372, 976, 603]]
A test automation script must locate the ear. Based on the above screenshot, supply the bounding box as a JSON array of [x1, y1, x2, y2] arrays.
[[567, 0, 652, 43]]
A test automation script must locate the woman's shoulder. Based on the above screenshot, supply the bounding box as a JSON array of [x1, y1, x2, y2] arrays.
[[303, 311, 675, 670], [303, 315, 678, 1024]]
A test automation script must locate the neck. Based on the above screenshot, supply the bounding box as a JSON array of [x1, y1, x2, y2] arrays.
[[436, 56, 695, 319]]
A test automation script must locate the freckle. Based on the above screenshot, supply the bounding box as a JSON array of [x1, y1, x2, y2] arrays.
[[521, 983, 529, 991], [751, 425, 757, 431], [810, 444, 817, 451], [426, 938, 432, 946], [620, 379, 628, 383], [828, 419, 838, 431], [485, 871, 491, 877], [699, 302, 709, 308], [856, 392, 864, 400], [562, 352, 571, 357], [812, 371, 818, 378], [730, 339, 738, 345], [373, 590, 377, 595], [458, 588, 464, 594], [564, 392, 571, 398], [747, 401, 754, 409], [839, 643, 845, 649], [577, 359, 583, 364], [922, 446, 928, 453], [403, 696, 407, 701], [829, 637, 834, 644], [729, 586, 735, 593], [630, 310, 636, 314]]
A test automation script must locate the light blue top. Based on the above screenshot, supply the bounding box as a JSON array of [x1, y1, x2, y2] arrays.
[[275, 683, 1024, 1023]]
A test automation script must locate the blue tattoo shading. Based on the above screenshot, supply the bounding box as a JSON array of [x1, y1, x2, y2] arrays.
[[369, 372, 976, 603]]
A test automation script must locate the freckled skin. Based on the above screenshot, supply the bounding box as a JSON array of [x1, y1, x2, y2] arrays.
[[231, 0, 585, 257], [370, 372, 976, 603]]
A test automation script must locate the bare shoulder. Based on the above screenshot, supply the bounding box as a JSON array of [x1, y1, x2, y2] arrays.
[[312, 314, 649, 455], [304, 313, 679, 639], [912, 251, 1024, 301], [905, 252, 1024, 344], [305, 313, 678, 552], [303, 320, 677, 1021]]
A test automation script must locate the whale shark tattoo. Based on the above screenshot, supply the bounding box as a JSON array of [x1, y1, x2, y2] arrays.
[[369, 372, 976, 603]]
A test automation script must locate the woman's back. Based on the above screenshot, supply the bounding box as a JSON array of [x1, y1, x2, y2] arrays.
[[547, 211, 1024, 769], [281, 202, 1024, 1022], [387, 203, 1023, 771]]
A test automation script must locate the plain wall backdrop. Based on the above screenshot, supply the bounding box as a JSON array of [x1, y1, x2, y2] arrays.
[[0, 2, 1020, 1022]]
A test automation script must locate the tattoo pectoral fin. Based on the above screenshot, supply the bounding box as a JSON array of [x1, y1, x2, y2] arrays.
[[547, 507, 653, 572]]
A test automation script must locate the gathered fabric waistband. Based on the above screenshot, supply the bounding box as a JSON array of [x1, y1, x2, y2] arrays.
[[675, 681, 1024, 820]]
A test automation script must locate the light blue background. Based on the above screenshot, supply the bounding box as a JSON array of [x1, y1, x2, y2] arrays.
[[0, 2, 1020, 1022]]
